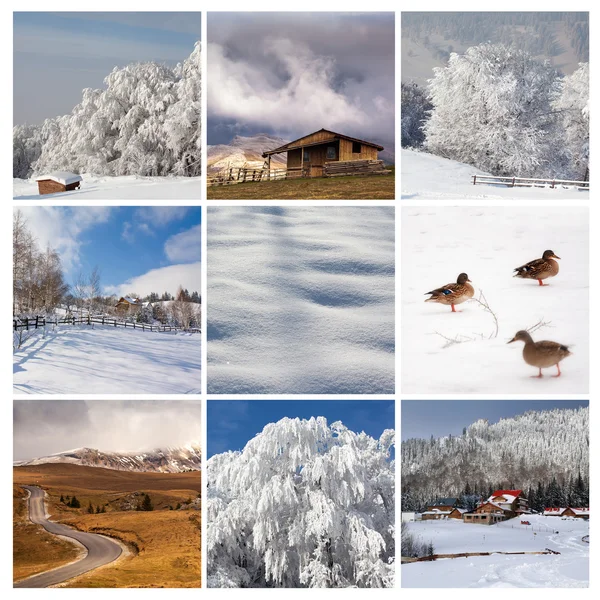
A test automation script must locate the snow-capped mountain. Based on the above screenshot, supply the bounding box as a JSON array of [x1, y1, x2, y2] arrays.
[[402, 407, 588, 501], [15, 443, 202, 473], [207, 134, 288, 172]]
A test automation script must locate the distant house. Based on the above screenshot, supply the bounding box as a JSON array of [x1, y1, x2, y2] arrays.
[[464, 490, 530, 525], [421, 498, 461, 520], [448, 507, 468, 519], [35, 172, 82, 195], [401, 512, 421, 522], [115, 296, 143, 313], [544, 507, 589, 520], [261, 129, 386, 178]]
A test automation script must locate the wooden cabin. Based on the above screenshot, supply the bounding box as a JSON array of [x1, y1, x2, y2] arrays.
[[486, 490, 529, 517], [262, 129, 386, 178], [35, 172, 82, 195], [463, 502, 507, 525], [427, 498, 459, 512], [545, 507, 589, 519], [115, 296, 143, 314]]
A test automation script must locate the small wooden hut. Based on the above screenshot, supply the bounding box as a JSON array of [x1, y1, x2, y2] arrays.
[[35, 172, 82, 195], [262, 129, 386, 178]]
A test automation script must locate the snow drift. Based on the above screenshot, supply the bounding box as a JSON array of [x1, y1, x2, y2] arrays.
[[207, 207, 395, 394]]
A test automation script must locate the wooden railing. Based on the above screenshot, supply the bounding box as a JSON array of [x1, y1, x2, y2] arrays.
[[472, 174, 589, 190], [13, 315, 200, 334], [207, 167, 290, 186]]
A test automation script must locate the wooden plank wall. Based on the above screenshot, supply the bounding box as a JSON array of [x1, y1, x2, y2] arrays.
[[339, 139, 378, 161]]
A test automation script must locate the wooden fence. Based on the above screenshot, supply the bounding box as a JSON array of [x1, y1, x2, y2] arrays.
[[13, 315, 200, 334], [472, 174, 590, 191], [207, 167, 289, 186], [401, 548, 560, 564]]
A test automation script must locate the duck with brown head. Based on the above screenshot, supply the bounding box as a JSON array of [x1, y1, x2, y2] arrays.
[[508, 329, 572, 378], [513, 250, 560, 286], [424, 273, 474, 313]]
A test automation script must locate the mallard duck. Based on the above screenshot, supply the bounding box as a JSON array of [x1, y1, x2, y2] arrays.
[[424, 273, 474, 312], [507, 330, 571, 377], [513, 250, 560, 286]]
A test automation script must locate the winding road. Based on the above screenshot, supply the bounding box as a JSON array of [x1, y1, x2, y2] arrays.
[[14, 486, 122, 588]]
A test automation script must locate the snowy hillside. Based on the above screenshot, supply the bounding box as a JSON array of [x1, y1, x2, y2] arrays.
[[401, 207, 589, 394], [401, 149, 587, 200], [207, 417, 395, 588], [402, 515, 589, 587], [207, 207, 395, 394], [402, 407, 589, 501], [15, 443, 201, 473], [13, 174, 202, 200], [13, 325, 201, 394], [207, 134, 288, 172]]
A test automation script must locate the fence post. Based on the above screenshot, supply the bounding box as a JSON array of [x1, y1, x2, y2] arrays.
[[472, 175, 476, 185], [35, 316, 39, 329], [26, 317, 29, 331], [551, 179, 555, 189], [512, 177, 515, 187]]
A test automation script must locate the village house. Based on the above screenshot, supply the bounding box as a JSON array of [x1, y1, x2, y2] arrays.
[[115, 296, 143, 314], [464, 490, 530, 525], [262, 129, 387, 178], [421, 498, 463, 521], [544, 507, 589, 520]]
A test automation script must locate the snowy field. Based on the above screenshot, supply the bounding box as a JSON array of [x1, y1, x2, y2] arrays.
[[13, 325, 201, 394], [401, 207, 589, 393], [402, 515, 589, 587], [13, 175, 202, 200], [208, 207, 395, 394], [401, 149, 588, 200]]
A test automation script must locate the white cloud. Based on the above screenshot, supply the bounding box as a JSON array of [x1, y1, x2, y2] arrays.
[[136, 206, 191, 226], [209, 39, 371, 135], [164, 224, 201, 263], [16, 206, 112, 274], [104, 262, 201, 297]]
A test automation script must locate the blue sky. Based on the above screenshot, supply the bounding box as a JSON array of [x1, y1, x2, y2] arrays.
[[17, 206, 201, 297], [207, 400, 395, 457], [401, 400, 589, 441], [14, 12, 201, 125]]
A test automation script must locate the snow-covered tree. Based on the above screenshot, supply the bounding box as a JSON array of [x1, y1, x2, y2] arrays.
[[401, 82, 432, 148], [553, 62, 589, 180], [424, 43, 561, 177], [15, 43, 200, 178], [208, 417, 395, 588]]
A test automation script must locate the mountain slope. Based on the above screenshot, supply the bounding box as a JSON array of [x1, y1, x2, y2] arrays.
[[15, 443, 202, 473], [207, 134, 288, 172], [402, 407, 588, 502]]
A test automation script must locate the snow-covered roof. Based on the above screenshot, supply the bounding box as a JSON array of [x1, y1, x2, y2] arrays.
[[35, 171, 82, 185], [544, 507, 566, 515], [422, 509, 452, 515], [570, 507, 590, 515], [488, 490, 521, 503], [120, 296, 142, 305], [451, 508, 468, 514]]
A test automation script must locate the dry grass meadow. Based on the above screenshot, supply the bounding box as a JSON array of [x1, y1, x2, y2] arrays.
[[13, 464, 201, 588], [207, 170, 395, 200]]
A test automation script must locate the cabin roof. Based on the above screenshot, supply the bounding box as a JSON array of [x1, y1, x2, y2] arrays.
[[35, 172, 82, 185], [262, 128, 384, 157]]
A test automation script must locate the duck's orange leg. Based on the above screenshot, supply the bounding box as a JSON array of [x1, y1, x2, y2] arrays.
[[531, 368, 543, 378], [538, 279, 548, 286], [552, 364, 562, 378]]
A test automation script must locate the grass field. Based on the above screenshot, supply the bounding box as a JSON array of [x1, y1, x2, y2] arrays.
[[14, 464, 201, 588], [13, 485, 82, 582], [207, 171, 395, 199]]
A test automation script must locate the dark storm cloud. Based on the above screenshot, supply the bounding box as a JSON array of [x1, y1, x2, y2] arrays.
[[13, 400, 202, 461], [207, 12, 395, 153]]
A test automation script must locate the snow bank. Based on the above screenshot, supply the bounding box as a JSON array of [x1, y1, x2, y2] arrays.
[[401, 149, 588, 200], [402, 515, 589, 587], [401, 207, 589, 393], [208, 207, 395, 394], [14, 174, 202, 200], [13, 325, 201, 394]]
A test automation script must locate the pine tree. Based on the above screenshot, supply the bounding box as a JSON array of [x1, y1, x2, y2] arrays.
[[87, 501, 94, 514], [60, 494, 64, 503], [141, 494, 154, 512], [70, 496, 81, 509]]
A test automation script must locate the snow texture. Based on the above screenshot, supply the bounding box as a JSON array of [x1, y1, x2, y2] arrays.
[[402, 515, 588, 588], [401, 207, 588, 393], [401, 149, 588, 200], [207, 207, 395, 394], [13, 325, 201, 394], [34, 172, 82, 185], [14, 174, 202, 200], [207, 417, 395, 588]]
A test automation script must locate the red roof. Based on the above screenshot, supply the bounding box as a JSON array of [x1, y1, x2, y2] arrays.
[[492, 490, 522, 498]]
